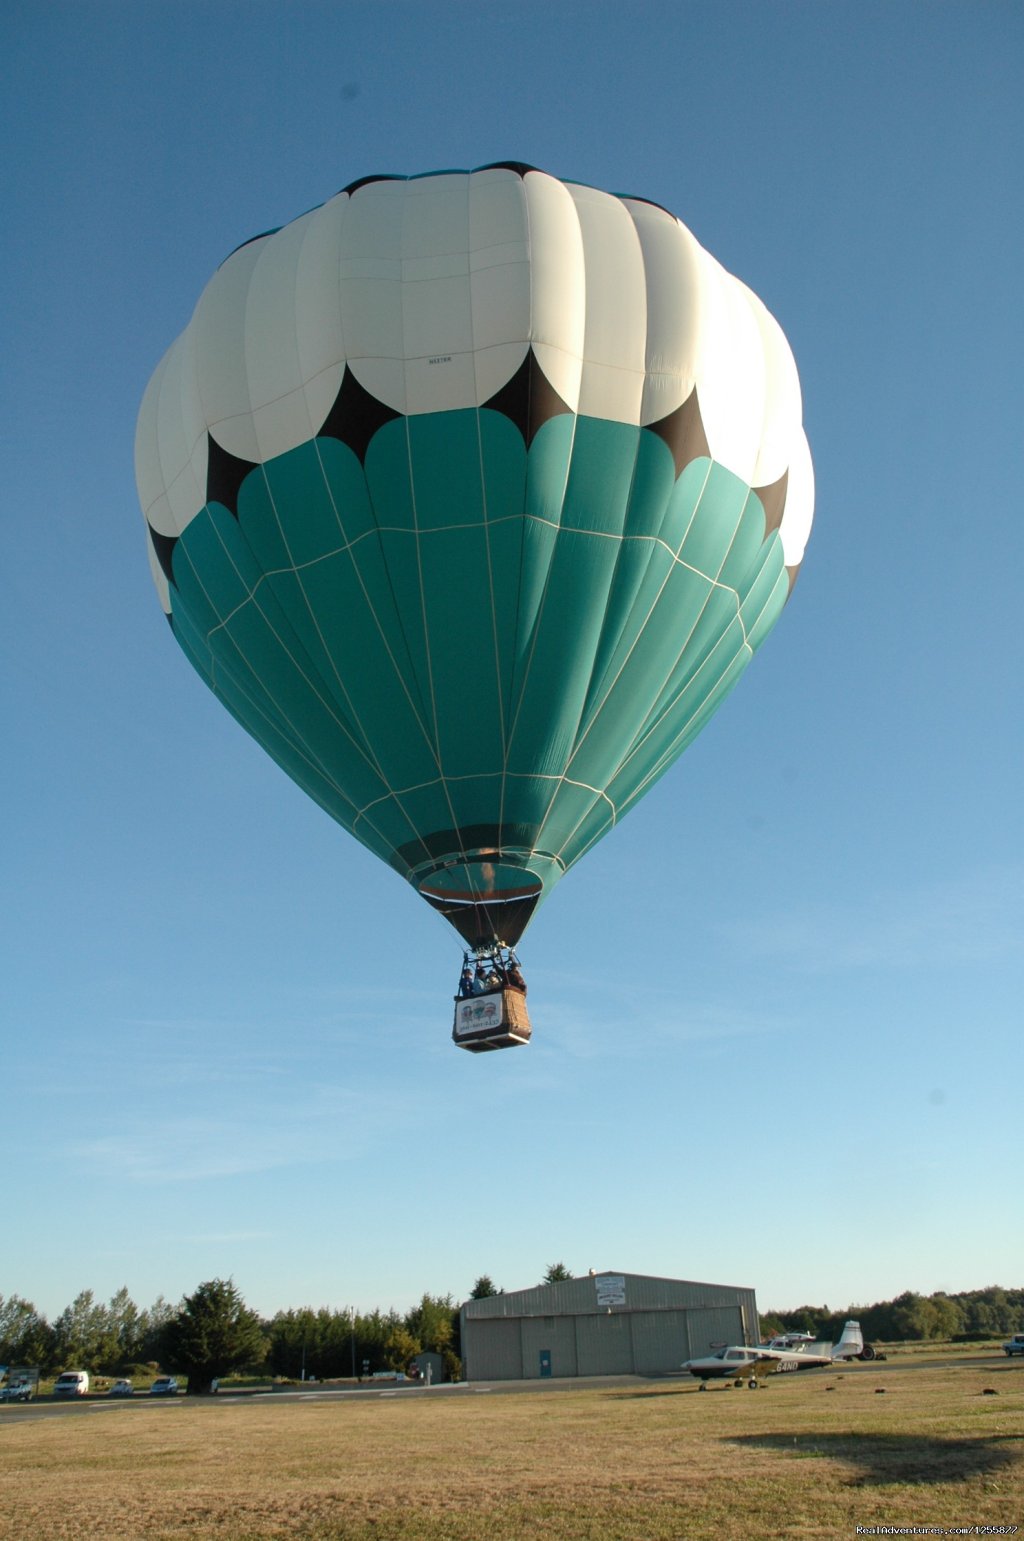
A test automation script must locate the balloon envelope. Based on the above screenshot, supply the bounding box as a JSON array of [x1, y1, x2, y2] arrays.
[[136, 164, 813, 947]]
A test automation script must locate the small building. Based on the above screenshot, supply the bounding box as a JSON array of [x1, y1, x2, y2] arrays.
[[460, 1270, 758, 1381], [410, 1351, 445, 1384]]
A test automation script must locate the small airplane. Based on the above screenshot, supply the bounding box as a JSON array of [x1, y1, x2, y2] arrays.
[[682, 1320, 865, 1388]]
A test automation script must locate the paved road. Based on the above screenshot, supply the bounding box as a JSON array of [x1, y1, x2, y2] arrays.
[[2, 1354, 1017, 1426], [0, 1373, 662, 1424]]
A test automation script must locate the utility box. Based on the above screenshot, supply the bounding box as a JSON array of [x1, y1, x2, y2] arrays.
[[411, 1351, 444, 1384]]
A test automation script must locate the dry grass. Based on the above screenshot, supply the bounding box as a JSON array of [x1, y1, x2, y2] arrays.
[[2, 1356, 1021, 1539]]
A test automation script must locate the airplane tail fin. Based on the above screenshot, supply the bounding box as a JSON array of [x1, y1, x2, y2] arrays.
[[830, 1320, 863, 1359]]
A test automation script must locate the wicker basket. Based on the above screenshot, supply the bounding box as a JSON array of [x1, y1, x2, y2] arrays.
[[452, 987, 532, 1052]]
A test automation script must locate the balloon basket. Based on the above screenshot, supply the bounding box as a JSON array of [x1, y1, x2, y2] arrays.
[[452, 987, 532, 1053]]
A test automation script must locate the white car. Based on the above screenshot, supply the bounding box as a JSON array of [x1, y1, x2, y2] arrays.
[[149, 1376, 179, 1396], [0, 1376, 34, 1403], [53, 1370, 89, 1397], [108, 1379, 133, 1397]]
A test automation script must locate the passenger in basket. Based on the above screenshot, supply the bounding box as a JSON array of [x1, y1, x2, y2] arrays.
[[459, 964, 474, 997], [505, 960, 527, 995], [471, 965, 488, 995]]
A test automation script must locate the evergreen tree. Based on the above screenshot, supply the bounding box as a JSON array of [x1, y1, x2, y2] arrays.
[[52, 1290, 111, 1371], [136, 1297, 177, 1366], [268, 1308, 320, 1379], [160, 1279, 266, 1395], [405, 1294, 455, 1354], [96, 1287, 146, 1372], [0, 1295, 54, 1370]]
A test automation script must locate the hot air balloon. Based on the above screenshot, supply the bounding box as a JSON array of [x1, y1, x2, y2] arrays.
[[135, 163, 813, 1051]]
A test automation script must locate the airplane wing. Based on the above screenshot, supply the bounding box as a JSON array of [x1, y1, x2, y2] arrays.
[[750, 1347, 835, 1373]]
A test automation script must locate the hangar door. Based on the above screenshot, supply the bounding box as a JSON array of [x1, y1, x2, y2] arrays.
[[576, 1312, 632, 1375], [468, 1319, 522, 1380], [684, 1306, 747, 1360], [630, 1311, 688, 1374]]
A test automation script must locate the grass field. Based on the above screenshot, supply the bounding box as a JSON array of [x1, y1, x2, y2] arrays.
[[2, 1355, 1021, 1539]]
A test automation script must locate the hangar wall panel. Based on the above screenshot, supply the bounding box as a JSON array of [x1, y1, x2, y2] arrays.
[[631, 1310, 687, 1374], [576, 1312, 633, 1376], [520, 1315, 578, 1378], [467, 1319, 522, 1381], [683, 1305, 747, 1359]]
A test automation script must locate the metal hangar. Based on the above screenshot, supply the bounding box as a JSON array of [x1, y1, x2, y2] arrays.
[[460, 1271, 759, 1381]]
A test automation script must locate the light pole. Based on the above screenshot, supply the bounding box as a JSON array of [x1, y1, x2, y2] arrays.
[[350, 1308, 356, 1382]]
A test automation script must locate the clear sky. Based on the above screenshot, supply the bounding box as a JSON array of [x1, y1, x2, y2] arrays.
[[4, 1, 1021, 1327]]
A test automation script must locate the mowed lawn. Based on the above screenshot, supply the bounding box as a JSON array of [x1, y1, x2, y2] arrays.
[[2, 1357, 1021, 1539]]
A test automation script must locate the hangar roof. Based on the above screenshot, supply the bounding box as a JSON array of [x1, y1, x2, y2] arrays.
[[463, 1270, 756, 1319]]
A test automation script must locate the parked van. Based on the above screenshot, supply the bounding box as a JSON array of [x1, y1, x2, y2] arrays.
[[53, 1370, 89, 1397]]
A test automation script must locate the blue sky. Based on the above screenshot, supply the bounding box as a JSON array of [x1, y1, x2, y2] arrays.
[[4, 1, 1021, 1327]]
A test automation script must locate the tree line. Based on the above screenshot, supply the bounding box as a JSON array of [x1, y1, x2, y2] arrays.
[[0, 1264, 568, 1392], [3, 1274, 1019, 1395], [0, 1284, 466, 1394], [760, 1285, 1024, 1345]]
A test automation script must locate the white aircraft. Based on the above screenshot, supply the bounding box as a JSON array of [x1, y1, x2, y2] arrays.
[[682, 1320, 866, 1388]]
